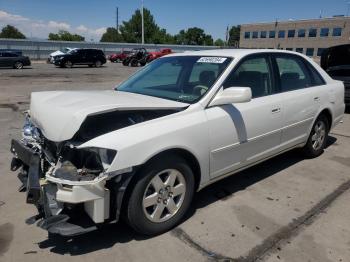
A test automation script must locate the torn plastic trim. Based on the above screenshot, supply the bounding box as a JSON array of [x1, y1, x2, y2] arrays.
[[46, 166, 133, 186]]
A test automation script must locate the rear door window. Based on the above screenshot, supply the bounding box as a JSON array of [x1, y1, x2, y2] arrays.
[[274, 55, 313, 92]]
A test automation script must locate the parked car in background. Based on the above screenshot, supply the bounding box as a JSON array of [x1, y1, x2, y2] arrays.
[[321, 44, 350, 106], [53, 48, 106, 68], [122, 48, 148, 67], [109, 50, 131, 63], [47, 47, 76, 64], [0, 49, 23, 56], [147, 48, 172, 62], [0, 50, 31, 69], [10, 49, 344, 237]]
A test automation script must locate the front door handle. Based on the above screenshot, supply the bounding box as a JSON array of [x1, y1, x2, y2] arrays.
[[314, 97, 320, 101], [272, 107, 281, 113]]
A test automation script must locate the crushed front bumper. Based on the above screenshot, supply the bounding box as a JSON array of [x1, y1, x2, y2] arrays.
[[10, 139, 103, 236]]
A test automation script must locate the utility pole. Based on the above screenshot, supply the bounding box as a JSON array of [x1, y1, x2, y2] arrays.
[[116, 7, 119, 33], [141, 0, 144, 45]]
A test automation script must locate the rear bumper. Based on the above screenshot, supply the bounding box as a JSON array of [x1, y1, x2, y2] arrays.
[[345, 88, 350, 105]]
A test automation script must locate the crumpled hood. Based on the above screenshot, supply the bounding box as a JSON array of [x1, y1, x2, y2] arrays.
[[30, 90, 188, 142]]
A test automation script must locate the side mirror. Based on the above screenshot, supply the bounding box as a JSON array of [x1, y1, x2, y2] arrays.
[[209, 87, 252, 107]]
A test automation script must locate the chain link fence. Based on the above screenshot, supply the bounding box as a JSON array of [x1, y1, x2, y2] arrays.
[[0, 38, 222, 60]]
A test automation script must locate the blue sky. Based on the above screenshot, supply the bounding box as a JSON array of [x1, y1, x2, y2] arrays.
[[0, 0, 348, 41]]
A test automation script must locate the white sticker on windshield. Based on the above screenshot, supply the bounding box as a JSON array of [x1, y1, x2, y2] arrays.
[[197, 57, 227, 63]]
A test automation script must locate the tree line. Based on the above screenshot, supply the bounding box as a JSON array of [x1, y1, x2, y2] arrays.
[[0, 8, 240, 46]]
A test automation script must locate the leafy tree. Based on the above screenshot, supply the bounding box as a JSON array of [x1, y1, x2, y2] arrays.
[[214, 38, 225, 47], [0, 25, 26, 39], [118, 8, 170, 44], [48, 30, 85, 41], [228, 25, 240, 47], [174, 27, 213, 46], [100, 27, 124, 42]]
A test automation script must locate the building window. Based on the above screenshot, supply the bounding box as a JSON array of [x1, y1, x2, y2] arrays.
[[269, 31, 276, 38], [260, 31, 267, 38], [244, 32, 251, 39], [296, 48, 303, 53], [308, 28, 317, 37], [320, 28, 329, 37], [288, 30, 295, 38], [286, 48, 293, 51], [332, 27, 342, 36], [252, 31, 259, 38], [306, 48, 314, 57], [278, 30, 285, 38], [298, 29, 306, 37], [317, 48, 325, 56]]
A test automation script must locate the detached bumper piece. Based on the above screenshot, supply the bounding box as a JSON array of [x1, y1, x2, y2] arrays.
[[37, 214, 98, 237], [10, 139, 41, 203]]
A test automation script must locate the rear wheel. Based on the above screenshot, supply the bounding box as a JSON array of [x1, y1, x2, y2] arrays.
[[94, 60, 102, 68], [126, 155, 195, 235], [302, 114, 329, 158], [14, 61, 23, 69]]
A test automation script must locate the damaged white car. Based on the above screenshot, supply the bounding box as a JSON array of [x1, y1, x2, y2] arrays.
[[10, 49, 345, 237]]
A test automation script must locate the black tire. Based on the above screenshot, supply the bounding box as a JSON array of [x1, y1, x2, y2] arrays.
[[130, 58, 139, 67], [302, 114, 329, 158], [94, 60, 102, 68], [13, 61, 23, 69], [64, 60, 73, 68], [126, 154, 195, 235], [122, 59, 129, 66]]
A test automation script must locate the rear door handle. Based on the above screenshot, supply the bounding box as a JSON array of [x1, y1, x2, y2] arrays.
[[314, 97, 320, 101], [271, 107, 281, 113]]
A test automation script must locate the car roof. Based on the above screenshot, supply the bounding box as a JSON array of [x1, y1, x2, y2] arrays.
[[166, 48, 308, 59]]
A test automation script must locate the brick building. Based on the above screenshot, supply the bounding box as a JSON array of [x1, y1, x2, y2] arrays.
[[239, 16, 350, 61]]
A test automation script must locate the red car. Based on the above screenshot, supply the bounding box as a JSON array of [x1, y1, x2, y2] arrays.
[[109, 50, 131, 63], [147, 48, 172, 62]]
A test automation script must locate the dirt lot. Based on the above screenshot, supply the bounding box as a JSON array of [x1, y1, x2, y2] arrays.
[[0, 62, 349, 262]]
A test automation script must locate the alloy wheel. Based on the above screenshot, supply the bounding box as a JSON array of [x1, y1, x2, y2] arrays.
[[311, 120, 326, 151], [65, 61, 73, 68], [142, 169, 186, 223], [14, 62, 23, 69]]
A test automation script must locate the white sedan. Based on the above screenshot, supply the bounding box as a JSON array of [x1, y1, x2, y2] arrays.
[[10, 49, 345, 236]]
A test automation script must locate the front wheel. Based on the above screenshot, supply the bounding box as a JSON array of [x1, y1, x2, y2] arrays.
[[64, 60, 73, 68], [126, 155, 195, 235], [14, 61, 23, 69], [302, 115, 329, 158]]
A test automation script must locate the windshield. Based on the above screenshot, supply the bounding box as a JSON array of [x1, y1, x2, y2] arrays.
[[62, 48, 71, 53], [67, 49, 78, 54], [116, 56, 232, 103]]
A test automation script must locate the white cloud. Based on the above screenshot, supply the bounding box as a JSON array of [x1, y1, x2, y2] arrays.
[[0, 10, 106, 40]]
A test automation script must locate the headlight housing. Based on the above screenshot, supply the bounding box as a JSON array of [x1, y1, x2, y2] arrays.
[[88, 147, 117, 167]]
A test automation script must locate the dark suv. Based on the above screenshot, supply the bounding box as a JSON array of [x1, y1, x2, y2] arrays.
[[54, 48, 106, 68], [321, 44, 350, 106], [0, 51, 31, 69]]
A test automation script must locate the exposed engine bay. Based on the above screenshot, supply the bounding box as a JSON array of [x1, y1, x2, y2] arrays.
[[10, 107, 181, 235], [26, 108, 179, 181]]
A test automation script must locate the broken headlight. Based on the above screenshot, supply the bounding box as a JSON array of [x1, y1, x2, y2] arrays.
[[87, 147, 117, 168], [22, 115, 42, 142]]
